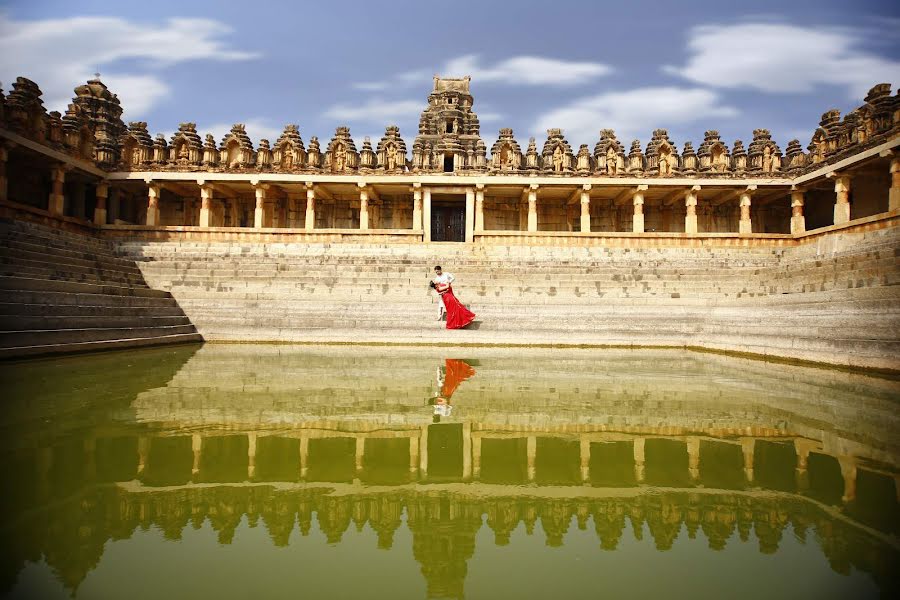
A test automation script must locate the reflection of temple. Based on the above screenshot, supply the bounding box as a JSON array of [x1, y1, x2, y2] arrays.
[[2, 344, 899, 597]]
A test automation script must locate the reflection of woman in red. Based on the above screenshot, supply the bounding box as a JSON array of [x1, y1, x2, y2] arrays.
[[431, 359, 477, 422], [430, 266, 476, 330]]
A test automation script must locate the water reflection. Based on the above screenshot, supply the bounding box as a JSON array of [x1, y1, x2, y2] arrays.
[[0, 344, 898, 598]]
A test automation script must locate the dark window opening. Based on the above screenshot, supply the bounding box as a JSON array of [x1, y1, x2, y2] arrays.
[[446, 119, 453, 133], [443, 155, 454, 172]]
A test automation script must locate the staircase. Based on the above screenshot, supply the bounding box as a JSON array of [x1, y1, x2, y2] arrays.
[[116, 224, 900, 370], [0, 219, 202, 358]]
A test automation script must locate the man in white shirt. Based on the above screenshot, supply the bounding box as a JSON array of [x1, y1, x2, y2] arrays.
[[432, 265, 454, 320]]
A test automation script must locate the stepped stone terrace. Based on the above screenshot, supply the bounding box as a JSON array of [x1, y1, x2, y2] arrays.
[[0, 75, 898, 243]]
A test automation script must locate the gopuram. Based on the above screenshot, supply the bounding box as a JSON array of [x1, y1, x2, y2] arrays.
[[0, 75, 898, 369]]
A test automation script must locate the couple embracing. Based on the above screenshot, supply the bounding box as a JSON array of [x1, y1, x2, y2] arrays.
[[429, 265, 476, 329]]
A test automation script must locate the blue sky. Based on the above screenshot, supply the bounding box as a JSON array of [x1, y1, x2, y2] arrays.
[[2, 0, 899, 154]]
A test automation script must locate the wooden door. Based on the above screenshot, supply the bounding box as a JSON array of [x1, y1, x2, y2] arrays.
[[432, 205, 465, 242]]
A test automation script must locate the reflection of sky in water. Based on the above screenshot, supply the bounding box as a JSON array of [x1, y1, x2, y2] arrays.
[[0, 344, 897, 598]]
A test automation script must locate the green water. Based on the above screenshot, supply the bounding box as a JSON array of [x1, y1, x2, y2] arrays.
[[0, 344, 898, 599]]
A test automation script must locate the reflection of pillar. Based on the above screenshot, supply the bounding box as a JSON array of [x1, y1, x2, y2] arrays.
[[684, 185, 700, 234], [741, 438, 755, 483], [247, 433, 257, 479], [890, 157, 900, 212], [632, 186, 647, 233], [137, 436, 149, 474], [580, 437, 590, 482], [833, 175, 851, 225], [409, 434, 419, 474], [419, 425, 429, 476], [299, 434, 309, 479], [465, 188, 475, 242], [472, 435, 482, 479], [199, 183, 213, 228], [462, 423, 472, 479], [146, 183, 161, 226], [687, 437, 700, 480], [527, 436, 536, 481], [580, 184, 591, 233], [192, 434, 202, 476], [305, 184, 316, 230], [49, 165, 66, 215], [474, 185, 484, 233], [790, 188, 805, 234], [412, 186, 422, 232], [253, 184, 268, 229], [423, 187, 432, 242], [94, 181, 108, 225], [839, 457, 857, 503], [738, 188, 754, 234], [358, 184, 369, 230], [527, 184, 538, 232], [355, 436, 365, 475], [794, 439, 811, 491], [633, 438, 645, 483]]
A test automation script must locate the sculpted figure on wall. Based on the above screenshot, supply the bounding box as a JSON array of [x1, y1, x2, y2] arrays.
[[552, 145, 564, 172], [334, 144, 346, 172], [658, 146, 674, 176]]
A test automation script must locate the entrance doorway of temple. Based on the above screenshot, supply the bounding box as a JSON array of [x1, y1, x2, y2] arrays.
[[431, 200, 465, 242]]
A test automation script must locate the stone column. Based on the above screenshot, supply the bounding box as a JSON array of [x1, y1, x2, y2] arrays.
[[358, 184, 369, 230], [684, 185, 700, 234], [526, 435, 536, 481], [0, 144, 8, 203], [687, 437, 700, 480], [247, 433, 257, 479], [472, 435, 482, 480], [465, 188, 475, 242], [423, 188, 432, 242], [48, 165, 66, 215], [527, 184, 538, 232], [741, 438, 755, 483], [305, 184, 316, 230], [462, 423, 472, 479], [738, 187, 754, 234], [633, 437, 645, 483], [412, 185, 423, 231], [146, 183, 161, 226], [409, 435, 420, 475], [890, 157, 900, 212], [355, 436, 365, 476], [253, 184, 269, 229], [199, 183, 213, 228], [299, 434, 309, 479], [580, 184, 591, 233], [790, 188, 806, 234], [632, 185, 647, 233], [192, 434, 202, 476], [474, 184, 485, 233], [833, 175, 851, 225], [94, 181, 109, 225], [419, 424, 429, 475]]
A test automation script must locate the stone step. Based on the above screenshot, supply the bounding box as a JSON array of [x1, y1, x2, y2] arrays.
[[0, 314, 192, 330], [0, 324, 198, 347], [0, 302, 187, 317], [1, 238, 139, 270], [0, 289, 179, 308], [0, 219, 111, 250], [0, 246, 144, 276], [0, 332, 203, 359], [0, 230, 116, 258], [0, 260, 149, 287], [0, 275, 171, 298]]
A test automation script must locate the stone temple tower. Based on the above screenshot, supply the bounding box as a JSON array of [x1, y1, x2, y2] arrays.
[[411, 76, 484, 173]]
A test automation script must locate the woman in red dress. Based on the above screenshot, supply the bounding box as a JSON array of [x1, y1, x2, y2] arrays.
[[431, 269, 476, 329]]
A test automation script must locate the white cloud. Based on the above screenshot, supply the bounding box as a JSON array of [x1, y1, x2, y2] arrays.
[[532, 87, 739, 142], [193, 119, 283, 145], [0, 15, 258, 117], [323, 98, 423, 122], [352, 82, 389, 91], [442, 55, 610, 85], [479, 112, 503, 122], [664, 22, 900, 99]]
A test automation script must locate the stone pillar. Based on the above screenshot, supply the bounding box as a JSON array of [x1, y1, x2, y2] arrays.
[[687, 437, 700, 480], [253, 184, 269, 229], [465, 188, 475, 242], [684, 185, 700, 234], [305, 184, 316, 230], [526, 435, 536, 481], [94, 181, 109, 225], [358, 184, 369, 230], [0, 144, 8, 203], [580, 437, 591, 482], [412, 186, 423, 232], [839, 456, 857, 503], [247, 433, 257, 479], [409, 435, 419, 474], [299, 434, 309, 479], [472, 435, 482, 479], [790, 189, 806, 235], [423, 188, 432, 242], [527, 184, 538, 232], [633, 186, 647, 233], [462, 423, 472, 479], [580, 184, 591, 233], [738, 189, 753, 234], [419, 425, 429, 475], [192, 434, 202, 476], [741, 438, 755, 483], [474, 185, 485, 233], [833, 175, 851, 225], [355, 436, 365, 475], [146, 183, 160, 225], [199, 184, 213, 228], [890, 157, 900, 212], [633, 438, 645, 483], [48, 165, 66, 215]]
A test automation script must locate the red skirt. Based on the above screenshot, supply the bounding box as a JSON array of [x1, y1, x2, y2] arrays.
[[439, 286, 476, 329]]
